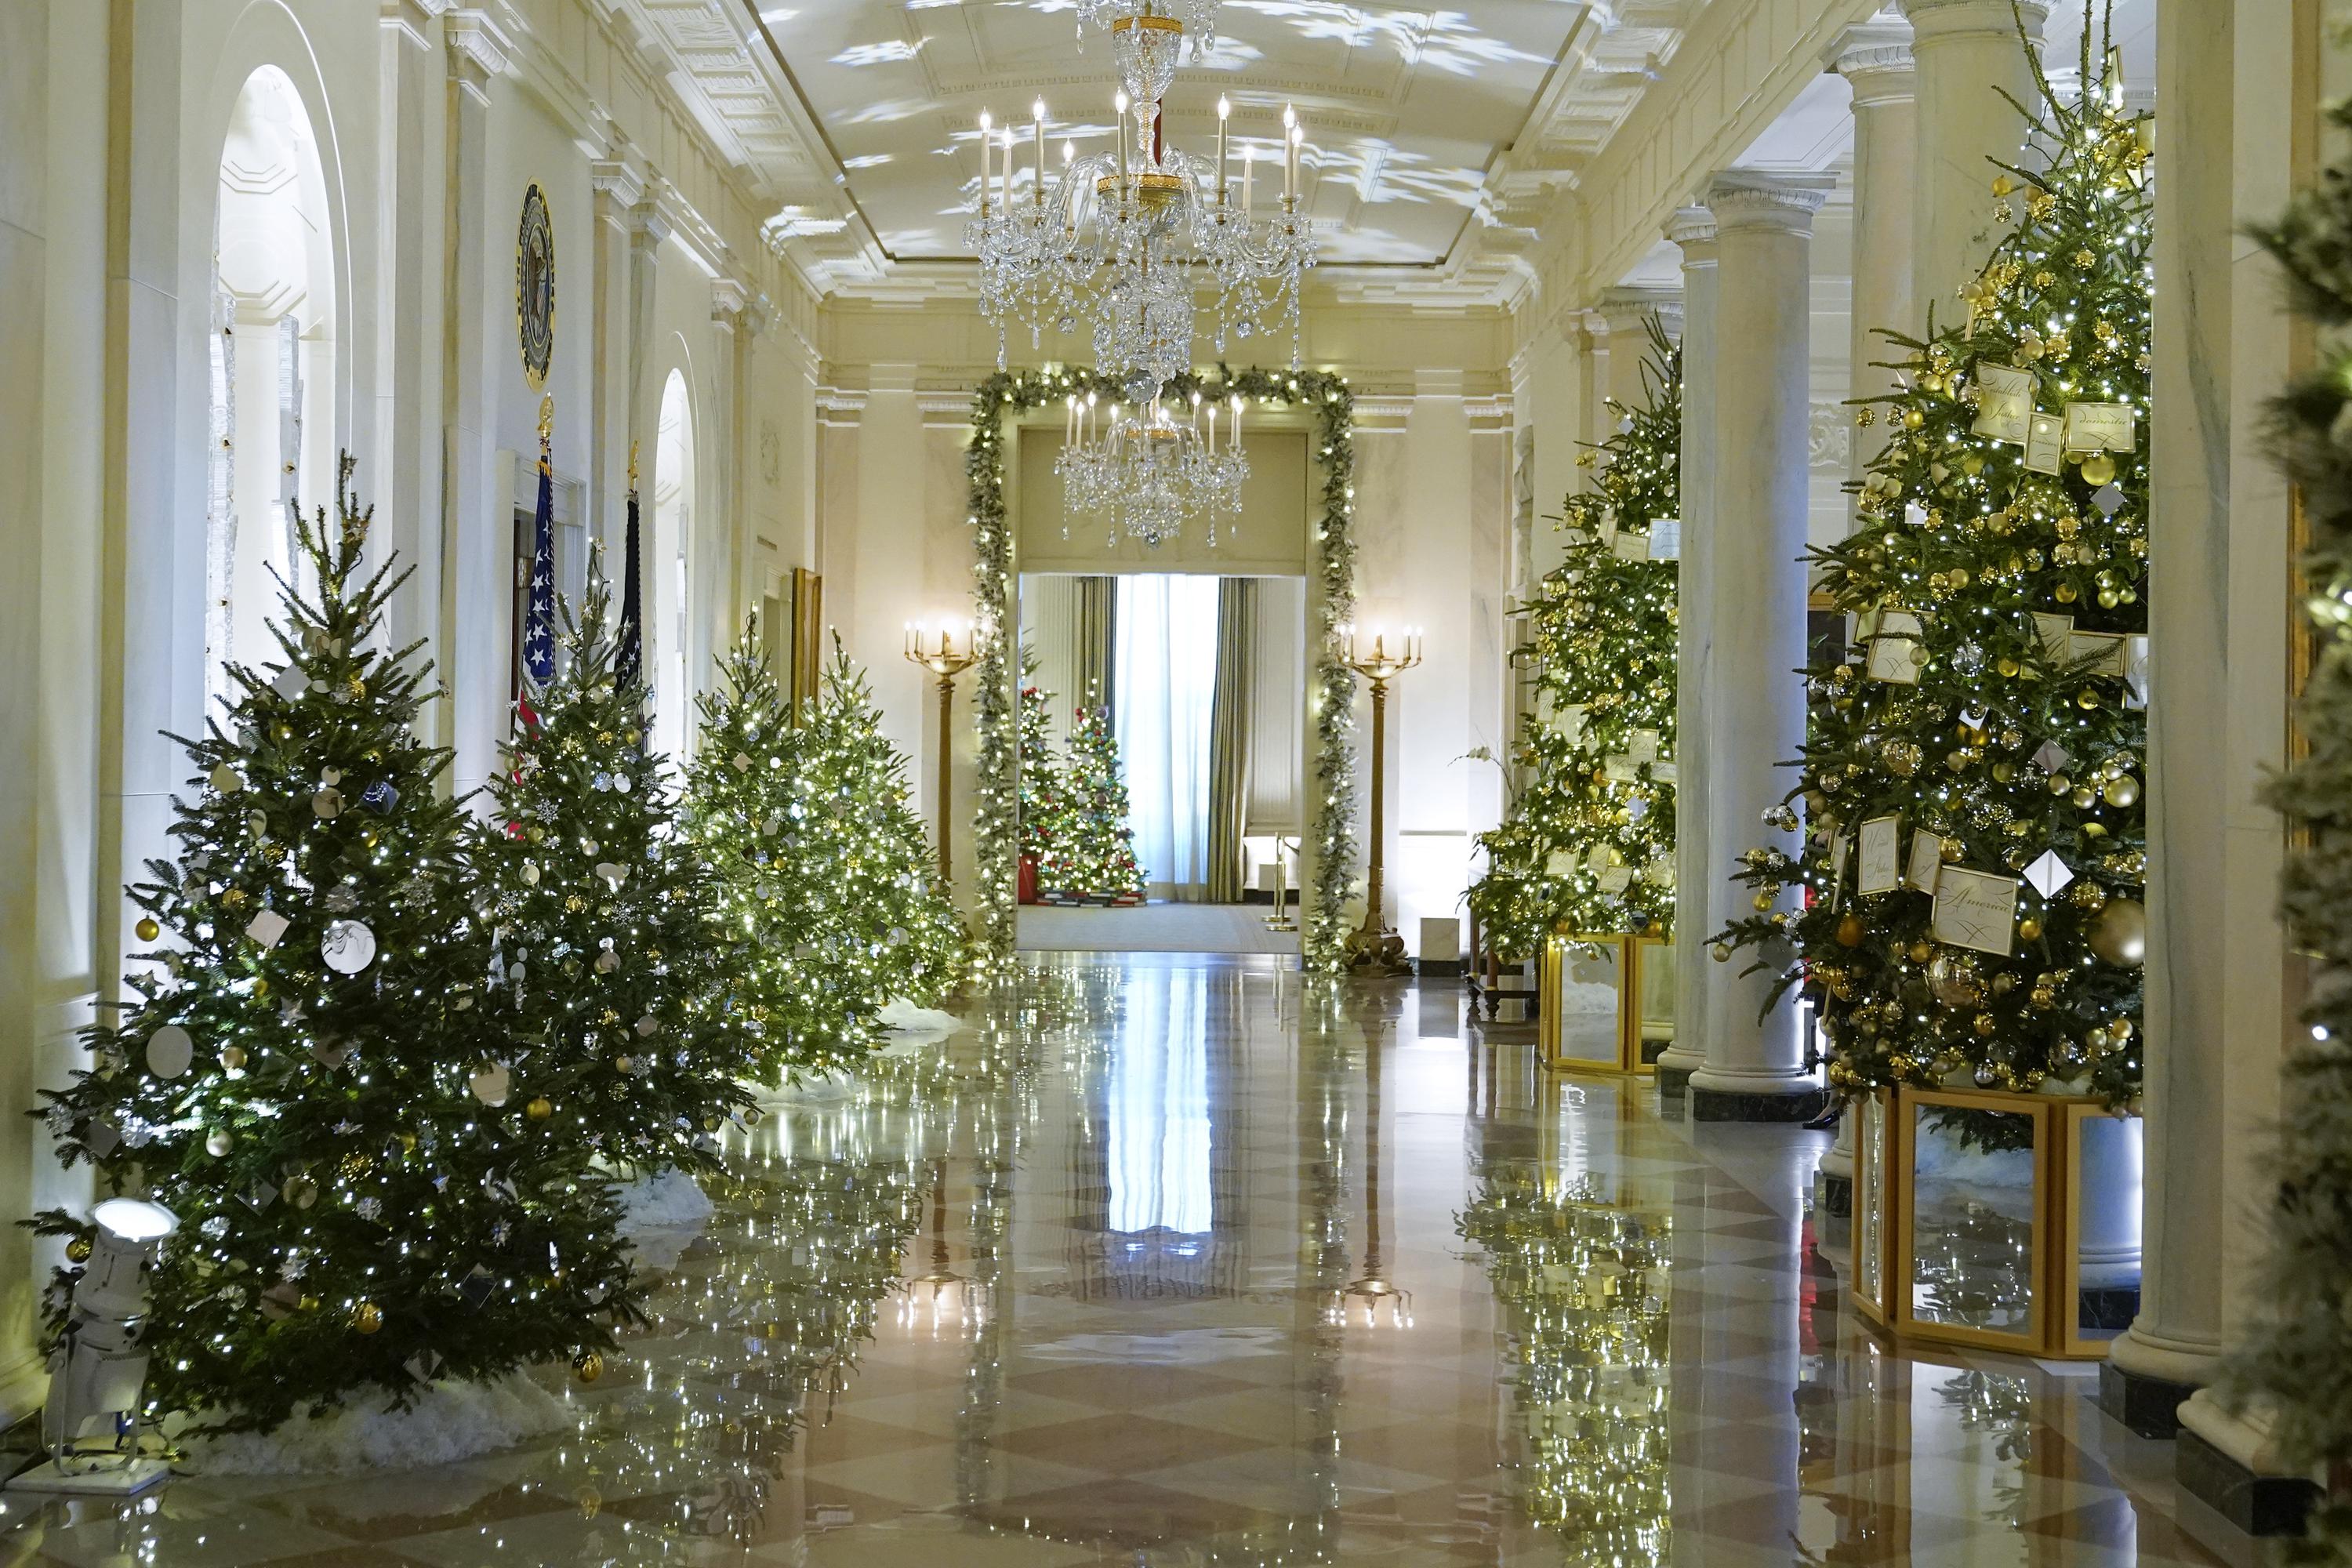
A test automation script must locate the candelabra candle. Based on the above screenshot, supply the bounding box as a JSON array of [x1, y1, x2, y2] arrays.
[[1282, 105, 1295, 202], [1243, 142, 1253, 216], [1217, 96, 1229, 207], [978, 111, 993, 214], [1033, 100, 1046, 207], [1002, 127, 1014, 212], [1115, 91, 1130, 195]]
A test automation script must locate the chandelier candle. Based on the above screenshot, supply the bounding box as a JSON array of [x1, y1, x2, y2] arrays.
[[978, 111, 993, 216], [1217, 96, 1229, 206], [1033, 100, 1046, 206]]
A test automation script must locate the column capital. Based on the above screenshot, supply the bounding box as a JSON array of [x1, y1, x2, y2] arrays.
[[1898, 0, 2048, 49], [629, 203, 673, 252], [590, 158, 647, 215], [711, 278, 750, 332], [1595, 286, 1682, 343], [1704, 174, 1831, 235], [444, 8, 512, 87], [1832, 19, 1916, 107], [380, 0, 448, 49], [1664, 204, 1716, 260]]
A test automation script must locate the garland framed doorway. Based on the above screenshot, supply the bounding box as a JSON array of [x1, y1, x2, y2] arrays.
[[965, 365, 1360, 973]]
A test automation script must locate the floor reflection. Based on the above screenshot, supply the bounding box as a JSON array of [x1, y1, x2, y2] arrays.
[[0, 956, 2222, 1566]]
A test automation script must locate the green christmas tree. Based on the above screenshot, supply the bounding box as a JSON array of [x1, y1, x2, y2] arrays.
[[470, 546, 750, 1176], [1018, 653, 1069, 879], [31, 459, 643, 1432], [1714, 18, 2151, 1109], [797, 641, 967, 1010], [683, 621, 866, 1080], [1471, 321, 1681, 960], [1040, 697, 1146, 902], [2221, 95, 2352, 1556]]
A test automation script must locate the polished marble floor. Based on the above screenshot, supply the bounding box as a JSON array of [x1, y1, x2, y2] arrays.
[[0, 954, 2222, 1566]]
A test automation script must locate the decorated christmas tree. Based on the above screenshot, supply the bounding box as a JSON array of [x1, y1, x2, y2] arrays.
[[1713, 20, 2151, 1109], [470, 546, 750, 1176], [1471, 321, 1681, 960], [683, 620, 869, 1080], [31, 459, 642, 1433], [1040, 697, 1145, 903], [798, 641, 967, 1010], [2220, 95, 2352, 1555], [1018, 653, 1070, 884]]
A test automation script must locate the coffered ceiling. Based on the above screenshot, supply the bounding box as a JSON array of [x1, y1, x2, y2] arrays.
[[614, 0, 1711, 297]]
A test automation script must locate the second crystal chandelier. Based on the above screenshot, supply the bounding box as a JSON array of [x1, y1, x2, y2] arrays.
[[967, 1, 1314, 403], [1055, 387, 1250, 549]]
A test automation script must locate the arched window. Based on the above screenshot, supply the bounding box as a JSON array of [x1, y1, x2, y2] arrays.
[[652, 371, 697, 761], [208, 65, 335, 710]]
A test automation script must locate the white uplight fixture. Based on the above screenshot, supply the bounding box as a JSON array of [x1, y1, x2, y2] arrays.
[[10, 1199, 180, 1497]]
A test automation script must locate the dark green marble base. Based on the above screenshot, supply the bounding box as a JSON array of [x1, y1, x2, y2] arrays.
[[1655, 1063, 1693, 1098], [1692, 1084, 1831, 1123], [2099, 1359, 2194, 1439], [2177, 1428, 2322, 1539], [1819, 1171, 1853, 1218]]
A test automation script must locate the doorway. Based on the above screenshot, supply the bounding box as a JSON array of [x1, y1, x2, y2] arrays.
[[1016, 570, 1305, 955]]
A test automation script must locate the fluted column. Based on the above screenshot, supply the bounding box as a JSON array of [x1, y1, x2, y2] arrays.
[[1660, 208, 1716, 1094], [1687, 175, 1831, 1123], [1901, 0, 2047, 321]]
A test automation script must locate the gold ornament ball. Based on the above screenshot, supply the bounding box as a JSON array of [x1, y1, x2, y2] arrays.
[[2055, 582, 2079, 604], [2089, 898, 2147, 967], [1907, 941, 1932, 964], [2017, 917, 2043, 942], [1973, 1013, 1998, 1038], [2081, 452, 2118, 485], [65, 1236, 92, 1264], [2103, 775, 2140, 808], [1996, 657, 2020, 678], [1752, 890, 1776, 913], [285, 1174, 318, 1210], [1711, 942, 1733, 964], [573, 1350, 604, 1385], [135, 917, 161, 943], [527, 1096, 554, 1122], [1927, 953, 1978, 1006], [353, 1301, 383, 1335], [1835, 915, 1865, 949], [220, 1044, 248, 1071]]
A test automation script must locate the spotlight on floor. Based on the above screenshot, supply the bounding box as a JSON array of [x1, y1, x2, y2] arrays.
[[9, 1198, 180, 1497]]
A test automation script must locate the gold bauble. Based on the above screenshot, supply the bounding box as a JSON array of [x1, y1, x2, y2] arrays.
[[1928, 953, 1978, 1006], [527, 1096, 554, 1122], [2097, 587, 2121, 609], [2055, 582, 2079, 604], [1752, 891, 1776, 912], [2073, 880, 2110, 912], [2017, 917, 2043, 942], [1992, 761, 2016, 782], [220, 1044, 248, 1071], [1711, 942, 1733, 964], [1835, 915, 1865, 949], [2103, 775, 2140, 808], [65, 1236, 92, 1264], [1973, 1013, 1998, 1037], [135, 917, 161, 943], [353, 1301, 383, 1335], [2076, 688, 2101, 710], [2081, 452, 2118, 485], [1997, 657, 2020, 677], [2071, 786, 2096, 808], [2088, 898, 2147, 967], [285, 1174, 318, 1210], [573, 1350, 604, 1385], [1907, 942, 1933, 964], [1903, 408, 1925, 430]]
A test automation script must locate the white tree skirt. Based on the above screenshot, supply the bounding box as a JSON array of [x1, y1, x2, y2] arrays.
[[180, 1373, 572, 1475], [612, 1167, 713, 1273], [878, 998, 964, 1036]]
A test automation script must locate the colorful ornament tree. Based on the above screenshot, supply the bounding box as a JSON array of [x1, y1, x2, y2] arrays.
[[470, 547, 750, 1175], [798, 641, 967, 1008], [2222, 96, 2352, 1554], [31, 459, 642, 1432], [1471, 321, 1682, 960], [1039, 698, 1146, 903], [1712, 22, 2151, 1109]]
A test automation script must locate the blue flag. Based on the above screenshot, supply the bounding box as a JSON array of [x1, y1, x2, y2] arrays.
[[520, 431, 556, 724]]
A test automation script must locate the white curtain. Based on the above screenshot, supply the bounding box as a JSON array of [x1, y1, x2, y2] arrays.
[[1115, 573, 1220, 901], [1108, 966, 1213, 1236]]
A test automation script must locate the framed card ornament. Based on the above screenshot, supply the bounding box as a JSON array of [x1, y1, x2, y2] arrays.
[[1857, 816, 1902, 895], [1648, 519, 1682, 561], [1931, 866, 2019, 956], [1864, 609, 1926, 684], [1612, 532, 1650, 562], [1904, 831, 1944, 894], [1971, 363, 2033, 445], [2060, 401, 2136, 453], [516, 183, 557, 391], [2024, 412, 2065, 476]]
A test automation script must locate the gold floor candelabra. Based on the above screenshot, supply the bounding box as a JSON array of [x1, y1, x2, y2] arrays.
[[905, 620, 982, 887], [1341, 623, 1422, 978]]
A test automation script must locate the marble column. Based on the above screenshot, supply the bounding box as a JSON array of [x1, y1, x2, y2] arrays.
[[1833, 23, 1916, 487], [1659, 208, 1716, 1096], [704, 278, 746, 710], [1817, 21, 1915, 1214], [588, 155, 644, 560], [1900, 0, 2047, 325], [376, 0, 449, 673], [1687, 176, 1830, 1123], [2104, 20, 2313, 1541]]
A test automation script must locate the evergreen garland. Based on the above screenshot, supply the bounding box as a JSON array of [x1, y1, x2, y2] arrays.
[[1712, 13, 2153, 1109], [1471, 320, 1682, 960], [31, 459, 643, 1432], [2223, 94, 2352, 1558], [967, 365, 1358, 971]]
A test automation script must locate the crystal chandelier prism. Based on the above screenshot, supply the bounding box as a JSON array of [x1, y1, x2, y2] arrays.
[[1054, 387, 1250, 549], [1074, 0, 1221, 60], [967, 3, 1314, 402]]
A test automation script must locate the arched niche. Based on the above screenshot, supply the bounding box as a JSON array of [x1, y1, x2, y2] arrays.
[[206, 62, 337, 710]]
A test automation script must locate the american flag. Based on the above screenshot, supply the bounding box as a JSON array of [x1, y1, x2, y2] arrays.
[[519, 430, 557, 727], [617, 464, 644, 692]]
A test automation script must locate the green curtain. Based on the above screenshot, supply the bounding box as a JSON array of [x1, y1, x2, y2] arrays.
[[1207, 576, 1257, 903], [1077, 575, 1116, 726]]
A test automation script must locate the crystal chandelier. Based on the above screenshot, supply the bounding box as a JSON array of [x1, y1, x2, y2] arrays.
[[966, 4, 1314, 401], [1074, 0, 1221, 60], [1054, 387, 1250, 548]]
